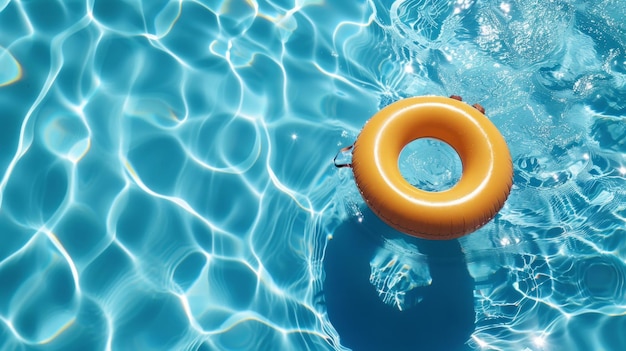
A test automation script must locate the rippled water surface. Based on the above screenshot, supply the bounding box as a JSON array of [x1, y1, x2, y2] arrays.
[[1, 0, 626, 350]]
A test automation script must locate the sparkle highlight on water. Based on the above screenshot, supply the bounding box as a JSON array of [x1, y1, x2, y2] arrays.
[[1, 0, 626, 350]]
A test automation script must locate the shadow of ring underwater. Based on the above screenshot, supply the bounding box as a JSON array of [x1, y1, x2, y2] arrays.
[[323, 206, 475, 351]]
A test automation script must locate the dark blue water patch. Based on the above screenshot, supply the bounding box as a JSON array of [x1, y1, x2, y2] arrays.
[[0, 239, 44, 316], [0, 1, 31, 46], [284, 13, 316, 60], [323, 209, 475, 351], [26, 298, 109, 351], [246, 15, 285, 57], [584, 261, 618, 298], [54, 207, 107, 265], [0, 234, 79, 345], [190, 219, 215, 253], [195, 342, 217, 351], [590, 117, 626, 153], [207, 258, 258, 310], [0, 38, 55, 172], [81, 243, 134, 297], [93, 35, 145, 92], [12, 268, 76, 342], [236, 51, 285, 118], [72, 154, 126, 215], [157, 2, 220, 65], [0, 103, 21, 179], [111, 292, 190, 349], [92, 0, 145, 33], [128, 45, 186, 98], [172, 251, 207, 291], [39, 163, 69, 220], [114, 189, 161, 250], [0, 214, 34, 265], [56, 26, 101, 102], [2, 149, 68, 224], [21, 0, 73, 34], [126, 132, 185, 194]]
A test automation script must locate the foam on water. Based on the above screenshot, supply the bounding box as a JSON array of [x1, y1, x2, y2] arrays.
[[0, 0, 625, 350]]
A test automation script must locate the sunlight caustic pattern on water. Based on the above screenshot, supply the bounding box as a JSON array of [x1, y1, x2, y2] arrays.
[[0, 0, 359, 349], [0, 0, 626, 350]]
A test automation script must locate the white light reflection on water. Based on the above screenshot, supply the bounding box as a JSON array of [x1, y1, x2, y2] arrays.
[[0, 0, 625, 350]]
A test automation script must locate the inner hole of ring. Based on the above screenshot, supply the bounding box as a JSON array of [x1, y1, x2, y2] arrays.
[[398, 138, 463, 192]]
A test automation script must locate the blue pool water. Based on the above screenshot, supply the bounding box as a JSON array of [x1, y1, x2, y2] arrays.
[[1, 0, 625, 350]]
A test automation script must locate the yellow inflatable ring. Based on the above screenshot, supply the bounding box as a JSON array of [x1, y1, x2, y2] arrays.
[[352, 96, 513, 240]]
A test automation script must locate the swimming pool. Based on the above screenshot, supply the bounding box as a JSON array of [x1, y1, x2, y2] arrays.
[[0, 0, 625, 350]]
